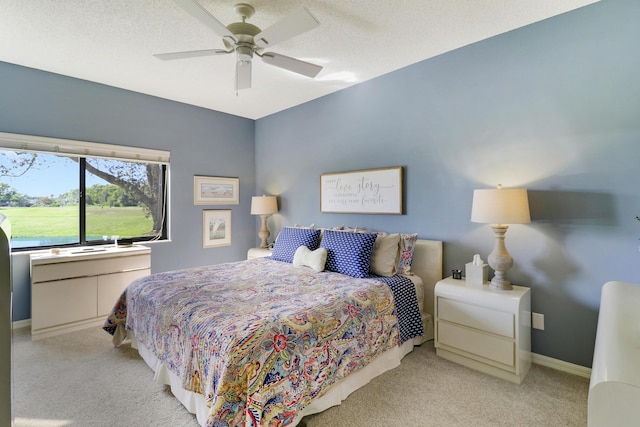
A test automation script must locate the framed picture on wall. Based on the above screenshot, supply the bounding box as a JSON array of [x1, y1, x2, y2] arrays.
[[320, 166, 404, 214], [194, 176, 239, 205], [202, 210, 232, 248]]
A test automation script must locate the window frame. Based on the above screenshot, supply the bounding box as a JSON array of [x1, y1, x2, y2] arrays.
[[0, 132, 170, 252]]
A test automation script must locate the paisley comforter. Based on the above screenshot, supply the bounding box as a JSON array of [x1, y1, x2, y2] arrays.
[[104, 258, 422, 427]]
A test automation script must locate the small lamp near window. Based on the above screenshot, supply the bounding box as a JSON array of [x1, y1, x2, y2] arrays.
[[251, 195, 278, 249], [471, 185, 530, 290]]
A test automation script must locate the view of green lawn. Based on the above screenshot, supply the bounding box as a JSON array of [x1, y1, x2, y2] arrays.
[[0, 205, 152, 238]]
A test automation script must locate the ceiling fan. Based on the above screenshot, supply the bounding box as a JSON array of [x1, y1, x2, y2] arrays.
[[155, 0, 323, 91]]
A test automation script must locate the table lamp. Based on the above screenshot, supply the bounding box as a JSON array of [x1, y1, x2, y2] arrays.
[[471, 185, 530, 290], [251, 195, 278, 248]]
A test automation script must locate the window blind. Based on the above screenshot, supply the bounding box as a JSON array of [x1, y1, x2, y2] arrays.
[[0, 132, 170, 164]]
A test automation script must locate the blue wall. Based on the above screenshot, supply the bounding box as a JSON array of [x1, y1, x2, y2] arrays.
[[0, 62, 256, 322], [2, 0, 639, 368], [255, 0, 640, 367]]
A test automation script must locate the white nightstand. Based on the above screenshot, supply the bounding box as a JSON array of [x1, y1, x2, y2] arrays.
[[434, 277, 531, 384], [247, 247, 273, 260]]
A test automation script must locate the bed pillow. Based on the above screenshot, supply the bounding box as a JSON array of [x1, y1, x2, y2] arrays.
[[370, 233, 401, 277], [292, 246, 327, 272], [320, 230, 377, 278], [397, 233, 419, 275], [271, 227, 322, 263]]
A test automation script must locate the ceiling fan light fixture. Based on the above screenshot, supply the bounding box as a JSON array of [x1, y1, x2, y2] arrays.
[[236, 45, 254, 62]]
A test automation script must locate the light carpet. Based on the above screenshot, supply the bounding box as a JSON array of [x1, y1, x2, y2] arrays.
[[11, 327, 589, 426]]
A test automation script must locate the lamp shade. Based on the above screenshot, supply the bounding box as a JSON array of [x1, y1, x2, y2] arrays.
[[251, 195, 278, 215], [471, 188, 530, 225]]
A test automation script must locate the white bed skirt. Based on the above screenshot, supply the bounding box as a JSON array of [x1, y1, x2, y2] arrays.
[[131, 332, 424, 426]]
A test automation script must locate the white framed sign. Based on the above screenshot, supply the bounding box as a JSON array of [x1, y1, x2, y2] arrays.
[[320, 166, 403, 214]]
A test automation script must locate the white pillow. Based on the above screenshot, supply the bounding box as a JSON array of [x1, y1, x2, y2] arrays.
[[293, 246, 327, 273], [370, 233, 401, 277]]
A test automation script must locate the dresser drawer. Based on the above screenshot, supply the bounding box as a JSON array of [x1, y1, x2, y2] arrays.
[[32, 277, 98, 330], [97, 268, 150, 316], [438, 297, 514, 338], [438, 321, 515, 367], [32, 253, 150, 283]]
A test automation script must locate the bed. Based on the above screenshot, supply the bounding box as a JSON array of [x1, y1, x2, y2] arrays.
[[104, 228, 442, 426]]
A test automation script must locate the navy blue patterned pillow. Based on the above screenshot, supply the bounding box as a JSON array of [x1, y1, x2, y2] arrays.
[[271, 227, 322, 263], [320, 230, 377, 278]]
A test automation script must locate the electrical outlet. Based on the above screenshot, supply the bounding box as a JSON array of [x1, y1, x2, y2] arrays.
[[532, 312, 545, 330]]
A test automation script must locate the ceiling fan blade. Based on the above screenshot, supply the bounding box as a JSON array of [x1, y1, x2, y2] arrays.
[[235, 60, 252, 91], [154, 49, 232, 60], [254, 7, 320, 49], [172, 0, 236, 42], [261, 53, 322, 78]]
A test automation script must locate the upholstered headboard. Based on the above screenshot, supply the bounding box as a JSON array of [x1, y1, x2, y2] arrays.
[[410, 239, 443, 341]]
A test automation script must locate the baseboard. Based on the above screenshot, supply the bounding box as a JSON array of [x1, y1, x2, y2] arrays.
[[12, 319, 31, 332], [532, 352, 591, 379]]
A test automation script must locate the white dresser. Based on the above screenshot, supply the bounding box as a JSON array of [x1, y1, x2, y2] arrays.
[[434, 277, 531, 384], [30, 245, 151, 340]]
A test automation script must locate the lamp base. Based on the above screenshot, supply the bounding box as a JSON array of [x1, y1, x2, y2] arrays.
[[490, 273, 513, 291], [488, 224, 514, 291], [258, 214, 270, 249]]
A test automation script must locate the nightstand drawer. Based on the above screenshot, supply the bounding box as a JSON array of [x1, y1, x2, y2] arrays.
[[438, 298, 514, 338], [438, 321, 515, 367]]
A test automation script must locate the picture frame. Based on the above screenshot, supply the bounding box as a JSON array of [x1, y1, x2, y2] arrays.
[[320, 166, 404, 214], [194, 176, 239, 205], [202, 210, 232, 248]]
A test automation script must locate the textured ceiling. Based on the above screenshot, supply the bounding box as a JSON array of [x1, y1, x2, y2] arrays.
[[0, 0, 599, 119]]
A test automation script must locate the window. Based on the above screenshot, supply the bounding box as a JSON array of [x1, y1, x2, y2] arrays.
[[0, 132, 169, 251]]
